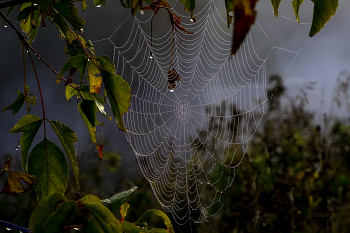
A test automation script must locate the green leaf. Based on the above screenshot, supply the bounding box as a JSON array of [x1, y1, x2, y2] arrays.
[[43, 200, 77, 233], [2, 90, 25, 115], [97, 57, 130, 132], [50, 121, 80, 191], [66, 83, 79, 100], [101, 186, 137, 212], [7, 5, 16, 17], [58, 54, 88, 83], [224, 0, 233, 28], [94, 0, 106, 7], [292, 0, 304, 23], [85, 40, 96, 57], [28, 139, 69, 202], [120, 221, 141, 233], [49, 10, 75, 42], [81, 0, 87, 11], [20, 5, 41, 44], [34, 0, 55, 18], [81, 195, 122, 233], [119, 0, 131, 8], [29, 192, 67, 233], [102, 70, 131, 132], [309, 0, 338, 37], [96, 56, 115, 73], [271, 0, 282, 17], [9, 115, 42, 171], [179, 0, 195, 13], [2, 86, 36, 115], [52, 0, 85, 30], [17, 6, 34, 21], [134, 209, 175, 233], [78, 99, 101, 143]]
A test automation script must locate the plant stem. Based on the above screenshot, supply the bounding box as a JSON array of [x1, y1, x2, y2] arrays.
[[27, 49, 46, 139], [22, 45, 30, 114]]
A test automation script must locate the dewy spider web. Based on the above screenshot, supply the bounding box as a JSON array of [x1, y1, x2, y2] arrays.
[[93, 0, 309, 230]]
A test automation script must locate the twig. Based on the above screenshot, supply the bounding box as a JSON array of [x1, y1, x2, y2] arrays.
[[0, 220, 31, 233], [0, 0, 31, 9], [22, 45, 31, 114], [27, 49, 46, 139]]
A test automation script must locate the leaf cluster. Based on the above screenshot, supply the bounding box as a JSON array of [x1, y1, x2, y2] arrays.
[[28, 188, 174, 233]]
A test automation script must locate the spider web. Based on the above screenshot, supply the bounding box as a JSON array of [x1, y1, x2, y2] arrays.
[[93, 0, 309, 230]]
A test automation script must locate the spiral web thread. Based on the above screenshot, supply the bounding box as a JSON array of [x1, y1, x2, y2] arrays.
[[93, 0, 307, 229]]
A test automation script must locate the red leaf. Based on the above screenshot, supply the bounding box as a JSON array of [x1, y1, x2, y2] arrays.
[[96, 144, 104, 161], [231, 0, 258, 56]]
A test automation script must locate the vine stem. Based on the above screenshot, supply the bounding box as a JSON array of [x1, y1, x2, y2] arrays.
[[27, 49, 46, 139]]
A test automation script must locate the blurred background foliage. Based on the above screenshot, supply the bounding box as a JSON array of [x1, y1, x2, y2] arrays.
[[1, 70, 350, 233]]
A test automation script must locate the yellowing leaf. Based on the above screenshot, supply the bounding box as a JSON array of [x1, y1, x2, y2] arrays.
[[309, 0, 338, 37], [120, 202, 130, 222], [87, 60, 102, 94], [292, 0, 304, 23], [0, 157, 36, 195]]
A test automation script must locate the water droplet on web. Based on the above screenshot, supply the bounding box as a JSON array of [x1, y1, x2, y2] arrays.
[[170, 89, 175, 92], [34, 3, 37, 6], [6, 228, 11, 231], [4, 24, 8, 28], [228, 11, 234, 17], [74, 228, 80, 230], [96, 5, 101, 7], [190, 18, 194, 22], [149, 54, 153, 59], [140, 10, 145, 15]]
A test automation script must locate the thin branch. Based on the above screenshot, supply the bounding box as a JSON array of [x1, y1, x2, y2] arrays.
[[27, 49, 46, 139], [22, 45, 31, 114], [0, 0, 31, 9]]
